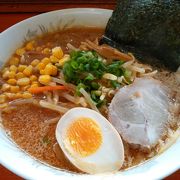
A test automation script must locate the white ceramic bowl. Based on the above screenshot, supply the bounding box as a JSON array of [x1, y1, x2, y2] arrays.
[[0, 8, 179, 180]]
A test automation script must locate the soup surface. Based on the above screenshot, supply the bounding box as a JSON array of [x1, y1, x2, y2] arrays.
[[1, 27, 179, 173]]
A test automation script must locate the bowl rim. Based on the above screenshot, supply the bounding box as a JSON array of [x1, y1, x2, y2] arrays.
[[0, 8, 180, 180]]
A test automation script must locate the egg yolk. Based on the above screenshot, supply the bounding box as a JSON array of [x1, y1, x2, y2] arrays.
[[66, 117, 102, 157]]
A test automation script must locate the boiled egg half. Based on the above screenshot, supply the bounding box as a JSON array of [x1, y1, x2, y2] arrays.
[[56, 107, 124, 174]]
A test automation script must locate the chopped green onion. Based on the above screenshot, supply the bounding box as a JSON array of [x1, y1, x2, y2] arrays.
[[76, 83, 86, 96], [84, 73, 95, 81], [124, 69, 132, 78], [60, 50, 132, 108], [111, 80, 120, 89], [91, 82, 100, 90]]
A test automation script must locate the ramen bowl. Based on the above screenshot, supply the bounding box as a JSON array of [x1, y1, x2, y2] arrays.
[[0, 8, 179, 180]]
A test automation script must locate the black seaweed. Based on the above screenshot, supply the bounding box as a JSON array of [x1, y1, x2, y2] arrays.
[[101, 0, 180, 71]]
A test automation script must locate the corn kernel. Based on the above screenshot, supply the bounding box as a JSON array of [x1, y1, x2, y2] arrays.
[[0, 94, 7, 104], [40, 69, 45, 75], [38, 75, 51, 85], [2, 67, 9, 74], [52, 46, 63, 59], [31, 80, 39, 84], [17, 77, 30, 86], [5, 93, 16, 100], [2, 71, 15, 79], [37, 62, 46, 71], [0, 103, 8, 109], [31, 81, 40, 88], [16, 48, 25, 56], [51, 65, 58, 76], [58, 54, 70, 66], [30, 75, 37, 82], [43, 48, 51, 54], [25, 41, 34, 51], [9, 57, 20, 66], [31, 59, 40, 67], [23, 65, 33, 76], [9, 65, 17, 73], [18, 65, 27, 72], [50, 55, 59, 63], [21, 85, 30, 91], [1, 84, 10, 91], [41, 58, 50, 65], [15, 93, 22, 99], [8, 71, 16, 79], [30, 84, 39, 88], [2, 70, 10, 79], [22, 92, 32, 99], [16, 72, 25, 79], [44, 63, 53, 75], [44, 63, 57, 76], [7, 79, 17, 85], [10, 86, 20, 93]]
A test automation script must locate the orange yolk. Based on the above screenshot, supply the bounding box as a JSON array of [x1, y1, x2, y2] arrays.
[[66, 117, 102, 157]]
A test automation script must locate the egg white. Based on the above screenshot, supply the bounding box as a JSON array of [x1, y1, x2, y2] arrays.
[[56, 107, 124, 174]]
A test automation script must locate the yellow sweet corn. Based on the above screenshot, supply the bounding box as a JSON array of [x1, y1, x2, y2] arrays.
[[37, 62, 46, 71], [17, 77, 30, 86], [30, 75, 37, 82], [40, 69, 45, 75], [31, 59, 40, 67], [44, 63, 52, 75], [7, 79, 17, 85], [16, 48, 25, 56], [52, 47, 63, 59], [31, 81, 40, 87], [10, 86, 20, 93], [50, 55, 59, 63], [18, 65, 27, 72], [30, 83, 39, 88], [25, 41, 34, 51], [0, 94, 6, 104], [8, 71, 16, 79], [2, 67, 9, 74], [44, 63, 57, 76], [58, 54, 70, 66], [4, 92, 16, 100], [16, 72, 25, 79], [41, 57, 51, 65], [21, 85, 30, 91], [9, 65, 17, 73], [38, 75, 51, 85], [9, 57, 20, 66], [1, 84, 10, 91], [51, 65, 58, 76], [22, 92, 32, 99], [2, 70, 10, 79], [23, 65, 33, 76], [15, 93, 23, 99], [2, 71, 16, 79], [43, 48, 51, 54], [0, 103, 8, 109]]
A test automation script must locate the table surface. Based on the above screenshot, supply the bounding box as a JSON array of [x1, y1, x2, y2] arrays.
[[0, 1, 179, 179]]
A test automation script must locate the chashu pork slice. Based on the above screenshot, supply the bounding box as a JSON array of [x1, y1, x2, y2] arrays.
[[109, 78, 171, 148]]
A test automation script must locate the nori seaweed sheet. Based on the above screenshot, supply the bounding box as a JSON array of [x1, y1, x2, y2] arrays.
[[101, 0, 180, 71]]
